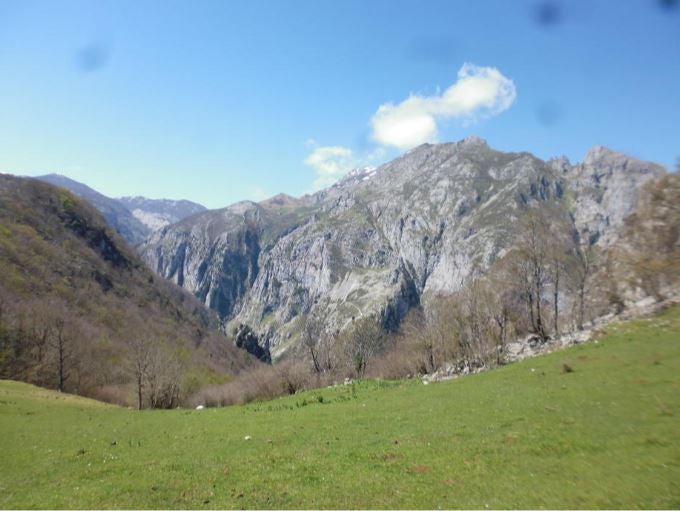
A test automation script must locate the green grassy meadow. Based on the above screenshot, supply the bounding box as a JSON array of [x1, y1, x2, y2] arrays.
[[1, 307, 679, 509]]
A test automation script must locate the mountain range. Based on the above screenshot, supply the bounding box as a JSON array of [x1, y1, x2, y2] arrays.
[[139, 137, 666, 358], [36, 174, 206, 244]]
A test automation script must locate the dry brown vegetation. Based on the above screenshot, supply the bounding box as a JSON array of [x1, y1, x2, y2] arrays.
[[612, 173, 680, 301]]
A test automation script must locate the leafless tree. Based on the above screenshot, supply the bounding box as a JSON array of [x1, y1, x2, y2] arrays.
[[522, 212, 551, 338], [570, 241, 596, 330], [302, 314, 324, 374], [547, 226, 572, 336], [616, 173, 680, 301], [128, 336, 186, 409], [46, 318, 75, 392], [128, 337, 153, 410], [344, 317, 386, 378], [455, 281, 501, 366], [276, 359, 310, 395], [146, 342, 184, 409], [409, 306, 439, 373], [481, 278, 515, 365], [507, 211, 560, 340], [302, 313, 339, 375]]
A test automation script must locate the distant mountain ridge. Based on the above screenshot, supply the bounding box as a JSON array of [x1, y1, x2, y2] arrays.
[[118, 196, 206, 231], [35, 174, 206, 244], [140, 138, 666, 358], [36, 174, 150, 244]]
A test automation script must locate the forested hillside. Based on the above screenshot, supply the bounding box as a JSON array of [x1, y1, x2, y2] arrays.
[[0, 174, 255, 406]]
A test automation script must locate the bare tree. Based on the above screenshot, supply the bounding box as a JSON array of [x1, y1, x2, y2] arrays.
[[129, 337, 152, 410], [570, 241, 596, 330], [511, 255, 537, 335], [524, 212, 550, 339], [509, 211, 555, 340], [127, 335, 187, 410], [549, 252, 561, 336], [146, 342, 184, 409], [455, 281, 501, 366], [400, 304, 454, 374], [547, 227, 572, 336], [276, 359, 310, 395], [616, 174, 680, 301], [302, 313, 339, 376], [302, 314, 324, 374], [47, 318, 74, 392], [344, 317, 386, 378], [482, 280, 515, 365]]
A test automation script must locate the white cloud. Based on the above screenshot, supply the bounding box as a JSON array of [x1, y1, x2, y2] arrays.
[[304, 145, 356, 190], [249, 187, 270, 201], [304, 63, 515, 190], [366, 146, 387, 163], [370, 63, 516, 150]]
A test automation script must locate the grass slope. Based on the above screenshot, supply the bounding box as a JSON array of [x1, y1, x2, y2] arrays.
[[1, 307, 679, 509]]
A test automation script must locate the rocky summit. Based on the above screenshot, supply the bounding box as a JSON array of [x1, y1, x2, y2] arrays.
[[140, 138, 665, 358]]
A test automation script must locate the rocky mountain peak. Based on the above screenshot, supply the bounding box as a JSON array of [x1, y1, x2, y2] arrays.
[[547, 155, 572, 173], [458, 135, 488, 149], [141, 140, 665, 359], [582, 145, 640, 168], [225, 200, 259, 216], [259, 193, 299, 208], [333, 166, 378, 188]]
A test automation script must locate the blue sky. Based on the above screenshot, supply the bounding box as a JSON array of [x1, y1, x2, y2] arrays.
[[0, 0, 678, 208]]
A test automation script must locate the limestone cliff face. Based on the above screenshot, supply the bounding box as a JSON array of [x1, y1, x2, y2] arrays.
[[555, 145, 664, 245], [143, 201, 266, 319], [141, 138, 665, 357]]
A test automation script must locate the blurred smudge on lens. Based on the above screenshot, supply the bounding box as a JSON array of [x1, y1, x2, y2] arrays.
[[536, 100, 563, 126], [657, 0, 678, 10], [533, 1, 562, 27], [76, 44, 110, 73]]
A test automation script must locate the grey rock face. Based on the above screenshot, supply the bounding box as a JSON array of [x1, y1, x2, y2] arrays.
[[564, 145, 664, 245], [141, 139, 665, 358], [118, 196, 206, 231]]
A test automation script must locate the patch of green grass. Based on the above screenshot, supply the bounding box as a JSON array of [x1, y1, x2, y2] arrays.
[[1, 307, 679, 509]]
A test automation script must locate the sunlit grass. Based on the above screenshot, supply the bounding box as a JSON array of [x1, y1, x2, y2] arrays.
[[1, 306, 678, 509]]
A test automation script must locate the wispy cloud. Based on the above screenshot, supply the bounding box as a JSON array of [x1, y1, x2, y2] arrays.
[[305, 146, 357, 190], [304, 63, 516, 190], [249, 186, 271, 201], [370, 63, 516, 150]]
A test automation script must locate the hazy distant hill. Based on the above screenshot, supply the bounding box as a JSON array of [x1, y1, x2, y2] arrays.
[[36, 174, 151, 244], [35, 174, 206, 244], [118, 196, 206, 231]]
